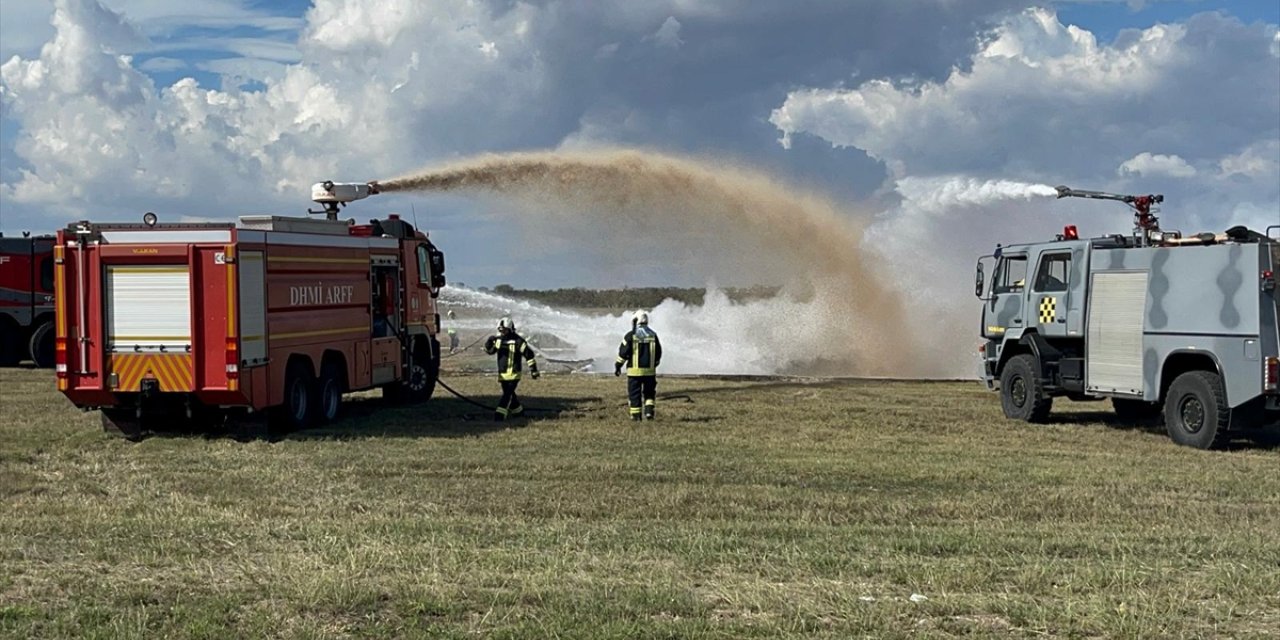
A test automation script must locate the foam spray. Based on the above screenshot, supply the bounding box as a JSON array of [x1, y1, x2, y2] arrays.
[[377, 149, 921, 377], [892, 176, 1059, 213]]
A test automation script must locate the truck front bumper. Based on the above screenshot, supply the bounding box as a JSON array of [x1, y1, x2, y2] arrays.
[[978, 354, 999, 390]]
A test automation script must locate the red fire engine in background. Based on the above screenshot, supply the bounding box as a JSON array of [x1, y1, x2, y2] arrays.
[[0, 232, 56, 368], [53, 182, 446, 438]]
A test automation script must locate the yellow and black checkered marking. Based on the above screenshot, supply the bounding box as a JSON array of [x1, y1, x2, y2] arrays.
[[1038, 296, 1058, 324], [110, 354, 194, 392]]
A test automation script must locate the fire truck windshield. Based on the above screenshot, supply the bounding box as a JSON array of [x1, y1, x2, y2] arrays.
[[993, 255, 1027, 295]]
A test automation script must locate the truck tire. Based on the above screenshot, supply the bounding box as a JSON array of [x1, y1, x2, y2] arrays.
[[403, 346, 439, 402], [1163, 371, 1231, 450], [101, 408, 143, 441], [385, 338, 439, 404], [315, 362, 344, 424], [1112, 398, 1161, 422], [1000, 354, 1052, 423], [28, 321, 54, 368], [274, 360, 316, 432]]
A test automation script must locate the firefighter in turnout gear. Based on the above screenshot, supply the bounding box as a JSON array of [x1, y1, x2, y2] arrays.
[[615, 310, 662, 421], [484, 317, 539, 421]]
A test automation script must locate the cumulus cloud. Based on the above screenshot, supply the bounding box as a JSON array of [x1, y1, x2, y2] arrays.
[[772, 9, 1279, 181], [0, 0, 1025, 236], [647, 16, 684, 49], [771, 6, 1279, 374], [1217, 139, 1280, 179], [1117, 152, 1196, 177], [1, 0, 549, 224], [771, 6, 1279, 231], [1, 0, 1274, 316]]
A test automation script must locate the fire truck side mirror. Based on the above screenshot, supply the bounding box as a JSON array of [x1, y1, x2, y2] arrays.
[[429, 247, 446, 290], [415, 242, 447, 294], [974, 261, 986, 299]]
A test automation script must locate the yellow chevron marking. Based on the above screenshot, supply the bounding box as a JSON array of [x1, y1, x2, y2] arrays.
[[151, 356, 177, 390], [110, 354, 193, 391]]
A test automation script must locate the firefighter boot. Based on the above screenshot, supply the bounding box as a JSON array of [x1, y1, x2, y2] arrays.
[[643, 400, 655, 420]]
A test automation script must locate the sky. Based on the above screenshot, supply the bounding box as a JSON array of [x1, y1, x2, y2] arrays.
[[1, 0, 1277, 290]]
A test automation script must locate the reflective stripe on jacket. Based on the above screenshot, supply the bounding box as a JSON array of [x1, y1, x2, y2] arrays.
[[616, 327, 661, 376], [485, 334, 537, 381]]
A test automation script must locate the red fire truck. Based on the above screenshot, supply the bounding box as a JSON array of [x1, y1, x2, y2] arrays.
[[0, 233, 56, 367], [53, 182, 447, 438]]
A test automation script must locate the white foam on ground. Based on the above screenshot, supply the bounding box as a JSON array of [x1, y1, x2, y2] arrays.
[[439, 285, 852, 375]]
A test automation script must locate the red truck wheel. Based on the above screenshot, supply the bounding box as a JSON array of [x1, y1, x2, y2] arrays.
[[403, 359, 437, 402], [28, 322, 54, 368], [315, 363, 344, 423], [273, 360, 316, 432], [384, 338, 439, 404]]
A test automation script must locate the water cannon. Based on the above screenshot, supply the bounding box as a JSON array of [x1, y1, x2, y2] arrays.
[[309, 180, 383, 220], [1055, 185, 1165, 246]]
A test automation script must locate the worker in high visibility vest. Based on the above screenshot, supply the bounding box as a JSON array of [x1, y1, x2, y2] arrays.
[[615, 310, 662, 421], [484, 317, 539, 421]]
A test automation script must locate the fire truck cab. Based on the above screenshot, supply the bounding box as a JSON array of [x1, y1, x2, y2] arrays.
[[975, 187, 1280, 449], [53, 185, 446, 439], [0, 233, 56, 367]]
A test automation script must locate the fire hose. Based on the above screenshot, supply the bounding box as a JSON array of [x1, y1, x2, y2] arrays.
[[435, 376, 562, 419], [433, 331, 689, 417], [440, 335, 486, 358], [434, 374, 692, 421]]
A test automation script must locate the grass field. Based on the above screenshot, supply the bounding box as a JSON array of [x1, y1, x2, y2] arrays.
[[2, 366, 1278, 639]]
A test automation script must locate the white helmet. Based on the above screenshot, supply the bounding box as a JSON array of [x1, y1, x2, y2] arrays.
[[498, 316, 515, 331], [633, 310, 649, 325]]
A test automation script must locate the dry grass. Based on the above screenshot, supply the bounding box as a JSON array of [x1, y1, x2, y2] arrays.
[[1, 366, 1278, 639]]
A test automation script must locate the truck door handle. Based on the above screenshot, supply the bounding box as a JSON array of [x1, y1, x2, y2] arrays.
[[1012, 318, 1022, 324]]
